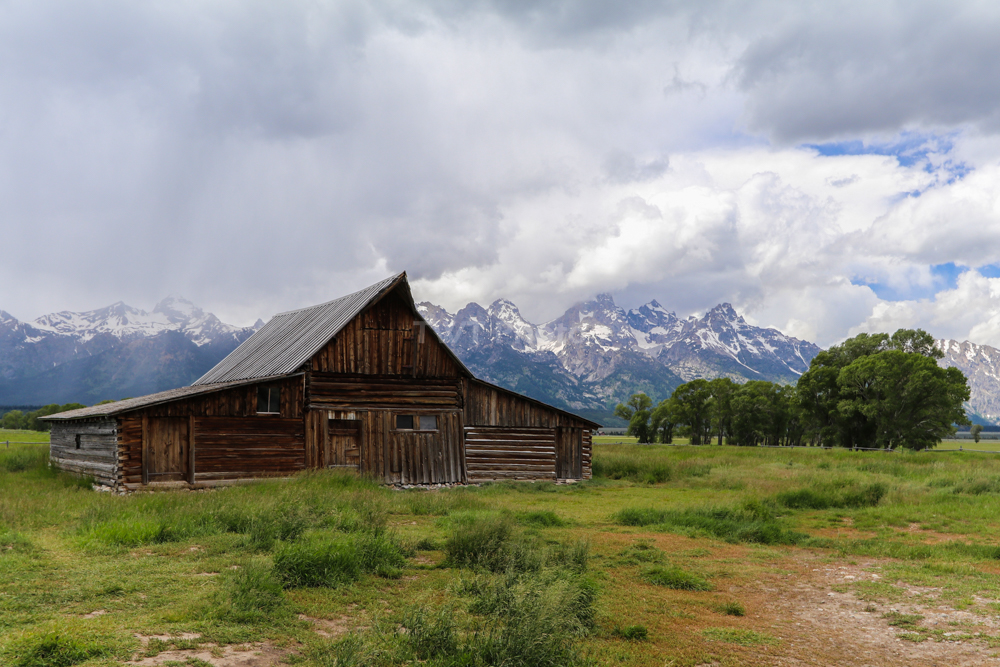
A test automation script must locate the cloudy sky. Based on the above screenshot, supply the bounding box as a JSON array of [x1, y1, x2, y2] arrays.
[[3, 0, 1000, 347]]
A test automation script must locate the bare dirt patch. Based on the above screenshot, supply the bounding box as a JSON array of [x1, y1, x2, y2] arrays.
[[752, 553, 1000, 666], [128, 635, 291, 667], [299, 613, 353, 639]]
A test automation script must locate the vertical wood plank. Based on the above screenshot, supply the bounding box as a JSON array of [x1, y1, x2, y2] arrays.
[[141, 414, 149, 485], [188, 415, 196, 484]]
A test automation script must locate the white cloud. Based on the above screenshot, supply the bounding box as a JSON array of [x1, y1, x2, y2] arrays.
[[1, 0, 1000, 349]]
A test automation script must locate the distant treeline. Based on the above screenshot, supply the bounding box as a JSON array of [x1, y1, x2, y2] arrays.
[[615, 329, 971, 451], [0, 404, 86, 431]]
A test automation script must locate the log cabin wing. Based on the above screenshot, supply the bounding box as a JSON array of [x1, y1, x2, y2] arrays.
[[43, 273, 599, 490]]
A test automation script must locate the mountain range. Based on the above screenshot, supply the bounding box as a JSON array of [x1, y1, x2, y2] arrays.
[[2, 293, 998, 427], [0, 298, 260, 405], [417, 294, 821, 424]]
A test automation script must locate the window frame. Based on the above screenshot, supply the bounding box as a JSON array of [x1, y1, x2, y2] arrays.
[[394, 413, 439, 432], [256, 385, 281, 415]]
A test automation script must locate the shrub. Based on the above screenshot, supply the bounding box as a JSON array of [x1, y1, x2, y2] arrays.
[[466, 569, 597, 666], [612, 625, 649, 641], [641, 565, 712, 591], [445, 514, 539, 573]]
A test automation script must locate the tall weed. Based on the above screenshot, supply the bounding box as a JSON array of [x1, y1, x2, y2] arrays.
[[211, 559, 287, 624]]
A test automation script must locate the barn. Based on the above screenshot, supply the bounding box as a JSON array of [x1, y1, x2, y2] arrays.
[[43, 273, 598, 491]]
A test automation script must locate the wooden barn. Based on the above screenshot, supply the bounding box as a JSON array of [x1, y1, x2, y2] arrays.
[[43, 273, 598, 491]]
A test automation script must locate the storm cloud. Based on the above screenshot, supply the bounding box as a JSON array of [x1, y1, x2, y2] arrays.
[[2, 0, 1000, 347]]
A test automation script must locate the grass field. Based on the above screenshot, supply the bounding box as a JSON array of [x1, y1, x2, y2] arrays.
[[7, 435, 1000, 665]]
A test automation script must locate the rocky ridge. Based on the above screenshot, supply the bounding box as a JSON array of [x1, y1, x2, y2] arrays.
[[419, 294, 821, 422]]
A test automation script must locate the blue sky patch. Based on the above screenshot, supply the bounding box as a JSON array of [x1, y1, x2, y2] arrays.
[[804, 131, 970, 185], [977, 264, 1000, 279], [853, 262, 967, 301]]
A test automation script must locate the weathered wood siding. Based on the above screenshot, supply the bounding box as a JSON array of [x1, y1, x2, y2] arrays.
[[193, 417, 305, 480], [310, 290, 461, 378], [145, 417, 190, 482], [118, 414, 306, 487], [463, 380, 591, 429], [49, 419, 118, 487], [464, 426, 557, 481], [555, 427, 583, 479], [462, 379, 594, 481], [582, 430, 592, 480], [305, 407, 464, 484], [135, 376, 303, 419], [307, 374, 463, 410]]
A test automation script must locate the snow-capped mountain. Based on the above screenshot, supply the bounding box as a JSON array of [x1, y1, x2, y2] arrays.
[[0, 299, 261, 405], [936, 339, 1000, 424], [418, 293, 821, 421], [28, 297, 261, 347]]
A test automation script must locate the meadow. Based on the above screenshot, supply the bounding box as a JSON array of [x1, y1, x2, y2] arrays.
[[5, 431, 1000, 666]]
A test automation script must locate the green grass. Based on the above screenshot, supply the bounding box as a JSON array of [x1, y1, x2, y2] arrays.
[[8, 441, 1000, 665]]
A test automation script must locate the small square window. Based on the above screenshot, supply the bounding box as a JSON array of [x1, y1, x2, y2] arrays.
[[396, 415, 414, 430], [257, 385, 280, 414], [419, 415, 438, 431]]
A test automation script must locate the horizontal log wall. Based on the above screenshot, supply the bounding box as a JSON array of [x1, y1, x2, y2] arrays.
[[49, 419, 118, 487], [464, 426, 556, 482], [193, 417, 305, 480], [310, 289, 460, 378], [582, 430, 592, 480]]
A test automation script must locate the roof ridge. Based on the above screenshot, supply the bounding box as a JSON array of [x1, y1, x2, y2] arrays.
[[272, 272, 406, 317]]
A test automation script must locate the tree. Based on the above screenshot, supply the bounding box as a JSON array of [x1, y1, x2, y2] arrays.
[[708, 378, 736, 445], [614, 393, 654, 443], [669, 379, 714, 444], [1, 410, 26, 430], [797, 328, 952, 448], [836, 350, 969, 450], [971, 424, 984, 443], [650, 398, 678, 443]]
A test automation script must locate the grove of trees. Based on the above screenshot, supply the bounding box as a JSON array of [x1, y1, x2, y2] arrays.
[[614, 328, 970, 451], [0, 404, 86, 431]]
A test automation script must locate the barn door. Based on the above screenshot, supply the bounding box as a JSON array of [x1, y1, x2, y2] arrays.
[[326, 419, 361, 469], [145, 417, 189, 482], [556, 427, 583, 479]]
